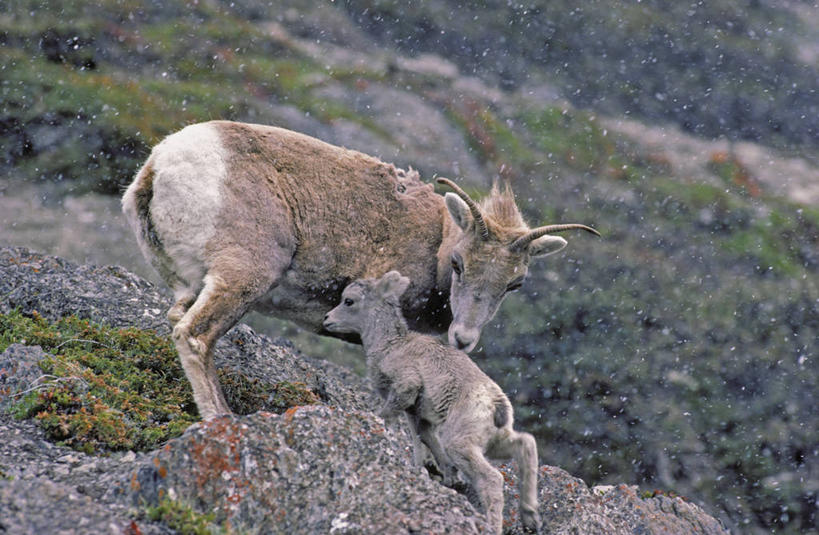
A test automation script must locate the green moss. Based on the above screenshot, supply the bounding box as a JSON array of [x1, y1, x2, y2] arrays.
[[1, 310, 198, 453], [1, 310, 323, 454], [145, 498, 223, 535], [217, 369, 273, 416], [267, 381, 320, 412], [218, 372, 319, 416]]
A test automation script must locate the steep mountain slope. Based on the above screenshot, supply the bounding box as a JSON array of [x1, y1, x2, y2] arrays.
[[0, 247, 729, 535], [343, 0, 819, 153], [0, 1, 817, 533]]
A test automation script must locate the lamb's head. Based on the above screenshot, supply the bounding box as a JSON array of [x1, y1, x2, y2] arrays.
[[438, 178, 600, 353], [323, 271, 411, 335]]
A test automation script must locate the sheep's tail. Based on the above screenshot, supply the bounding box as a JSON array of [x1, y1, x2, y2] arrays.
[[493, 397, 511, 428], [122, 159, 181, 289], [122, 160, 161, 251]]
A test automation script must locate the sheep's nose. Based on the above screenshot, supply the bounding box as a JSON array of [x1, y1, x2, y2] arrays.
[[449, 325, 479, 353], [454, 334, 469, 350]]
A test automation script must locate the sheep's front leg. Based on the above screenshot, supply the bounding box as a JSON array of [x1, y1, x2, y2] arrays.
[[172, 251, 286, 420]]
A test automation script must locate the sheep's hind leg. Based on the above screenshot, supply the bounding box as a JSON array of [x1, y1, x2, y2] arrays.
[[167, 289, 196, 327], [172, 263, 279, 421]]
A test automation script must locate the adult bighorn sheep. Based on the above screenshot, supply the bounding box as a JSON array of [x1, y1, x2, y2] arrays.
[[324, 270, 541, 534], [122, 120, 598, 419]]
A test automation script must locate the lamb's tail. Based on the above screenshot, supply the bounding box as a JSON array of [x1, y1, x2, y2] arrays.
[[493, 397, 511, 428]]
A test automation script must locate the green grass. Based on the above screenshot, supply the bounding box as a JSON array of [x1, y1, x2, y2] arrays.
[[1, 310, 198, 453], [445, 101, 535, 175], [519, 107, 619, 175], [1, 310, 319, 454], [0, 1, 392, 192], [146, 498, 224, 535]]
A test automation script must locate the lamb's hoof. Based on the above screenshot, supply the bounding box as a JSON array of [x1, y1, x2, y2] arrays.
[[424, 460, 445, 481], [521, 509, 542, 533], [449, 480, 470, 495]]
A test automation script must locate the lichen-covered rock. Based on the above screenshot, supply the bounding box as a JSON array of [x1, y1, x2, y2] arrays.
[[499, 464, 729, 535], [114, 406, 487, 534], [0, 247, 730, 534], [0, 246, 170, 333], [0, 344, 48, 410], [0, 476, 170, 535]]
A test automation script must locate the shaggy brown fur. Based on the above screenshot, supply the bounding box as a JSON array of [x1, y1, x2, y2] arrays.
[[122, 120, 597, 419], [480, 183, 528, 232], [214, 121, 449, 332]]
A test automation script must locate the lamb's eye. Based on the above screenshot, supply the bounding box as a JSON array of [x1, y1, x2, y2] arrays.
[[344, 298, 354, 306]]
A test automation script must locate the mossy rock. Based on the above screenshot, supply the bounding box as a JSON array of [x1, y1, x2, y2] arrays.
[[1, 310, 320, 454]]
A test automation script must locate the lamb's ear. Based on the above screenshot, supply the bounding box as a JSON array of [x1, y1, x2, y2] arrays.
[[445, 192, 471, 231], [376, 270, 411, 301], [529, 235, 567, 257]]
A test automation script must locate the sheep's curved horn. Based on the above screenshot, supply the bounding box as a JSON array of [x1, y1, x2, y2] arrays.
[[436, 177, 489, 240], [511, 224, 600, 252]]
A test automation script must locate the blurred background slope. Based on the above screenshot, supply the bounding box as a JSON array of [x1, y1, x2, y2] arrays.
[[1, 1, 817, 533]]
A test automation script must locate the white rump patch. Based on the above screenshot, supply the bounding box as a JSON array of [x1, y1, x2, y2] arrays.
[[149, 122, 227, 287]]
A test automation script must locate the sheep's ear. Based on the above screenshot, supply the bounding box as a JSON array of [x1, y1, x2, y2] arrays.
[[376, 270, 411, 301], [445, 192, 471, 231], [529, 235, 567, 257]]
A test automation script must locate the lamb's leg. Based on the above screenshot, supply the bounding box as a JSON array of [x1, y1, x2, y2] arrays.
[[489, 430, 541, 532], [172, 262, 279, 420], [446, 443, 504, 535], [405, 414, 445, 480], [416, 420, 457, 487], [378, 375, 421, 419]]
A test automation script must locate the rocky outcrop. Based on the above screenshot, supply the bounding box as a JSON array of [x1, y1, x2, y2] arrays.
[[0, 247, 729, 534]]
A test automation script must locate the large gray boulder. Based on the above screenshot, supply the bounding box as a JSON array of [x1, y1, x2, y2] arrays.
[[113, 407, 487, 534], [0, 246, 729, 534]]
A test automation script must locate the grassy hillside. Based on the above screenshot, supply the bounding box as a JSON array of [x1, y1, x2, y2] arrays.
[[1, 1, 817, 533], [344, 0, 819, 154]]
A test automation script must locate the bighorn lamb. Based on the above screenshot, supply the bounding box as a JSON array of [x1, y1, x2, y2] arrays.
[[324, 270, 541, 534], [122, 120, 598, 419]]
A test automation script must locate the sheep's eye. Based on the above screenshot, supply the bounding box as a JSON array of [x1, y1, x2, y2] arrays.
[[450, 254, 463, 276], [344, 298, 354, 306], [507, 279, 524, 292]]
